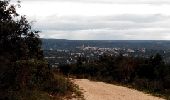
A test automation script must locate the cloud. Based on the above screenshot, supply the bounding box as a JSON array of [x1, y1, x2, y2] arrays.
[[16, 0, 170, 40], [39, 29, 170, 40], [20, 0, 170, 4], [34, 14, 170, 40], [34, 14, 170, 31], [17, 1, 170, 18]]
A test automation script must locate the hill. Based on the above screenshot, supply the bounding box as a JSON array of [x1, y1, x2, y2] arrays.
[[41, 39, 170, 50]]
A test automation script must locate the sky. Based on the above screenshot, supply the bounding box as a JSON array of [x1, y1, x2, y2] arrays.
[[13, 0, 170, 40]]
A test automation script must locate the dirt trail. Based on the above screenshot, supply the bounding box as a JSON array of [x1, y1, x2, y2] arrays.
[[73, 79, 165, 100]]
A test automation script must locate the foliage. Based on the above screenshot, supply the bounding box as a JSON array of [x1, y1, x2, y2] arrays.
[[0, 0, 43, 61], [52, 72, 84, 99], [59, 53, 170, 99], [0, 1, 80, 100]]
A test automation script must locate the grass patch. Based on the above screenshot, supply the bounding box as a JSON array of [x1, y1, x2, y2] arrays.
[[52, 73, 84, 100]]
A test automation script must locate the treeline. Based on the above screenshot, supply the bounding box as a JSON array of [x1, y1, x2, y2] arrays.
[[60, 53, 170, 99]]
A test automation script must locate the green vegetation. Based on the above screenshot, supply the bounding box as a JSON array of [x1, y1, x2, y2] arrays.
[[60, 53, 170, 99], [0, 1, 82, 100]]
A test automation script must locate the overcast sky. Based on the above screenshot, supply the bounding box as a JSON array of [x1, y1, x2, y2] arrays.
[[14, 0, 170, 40]]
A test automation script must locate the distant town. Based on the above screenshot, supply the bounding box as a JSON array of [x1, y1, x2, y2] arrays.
[[42, 39, 170, 67]]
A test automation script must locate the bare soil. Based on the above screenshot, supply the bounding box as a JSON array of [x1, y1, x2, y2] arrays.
[[73, 79, 165, 100]]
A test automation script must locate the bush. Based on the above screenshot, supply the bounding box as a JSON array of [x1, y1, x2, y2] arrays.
[[13, 60, 52, 89], [0, 59, 52, 99], [59, 54, 170, 99], [43, 74, 70, 94], [0, 89, 52, 100], [134, 78, 163, 92]]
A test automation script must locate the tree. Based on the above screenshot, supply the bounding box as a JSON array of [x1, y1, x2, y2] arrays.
[[0, 0, 43, 61], [0, 0, 45, 92]]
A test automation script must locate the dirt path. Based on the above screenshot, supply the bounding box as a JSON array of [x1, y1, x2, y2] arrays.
[[73, 79, 165, 100]]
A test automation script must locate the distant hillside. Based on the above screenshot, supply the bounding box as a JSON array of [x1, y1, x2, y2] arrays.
[[41, 39, 170, 50]]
